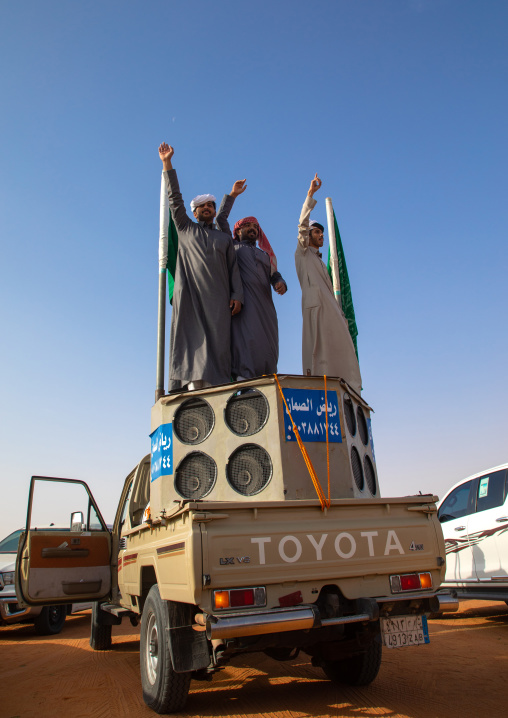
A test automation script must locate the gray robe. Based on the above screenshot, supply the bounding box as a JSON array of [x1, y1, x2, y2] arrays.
[[217, 200, 284, 379], [164, 170, 244, 390], [231, 242, 280, 378], [295, 195, 362, 394]]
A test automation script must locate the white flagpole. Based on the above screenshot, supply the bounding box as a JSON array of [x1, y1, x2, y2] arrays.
[[155, 174, 169, 402], [325, 197, 342, 308]]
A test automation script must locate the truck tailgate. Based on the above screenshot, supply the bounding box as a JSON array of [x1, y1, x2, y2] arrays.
[[196, 497, 445, 601]]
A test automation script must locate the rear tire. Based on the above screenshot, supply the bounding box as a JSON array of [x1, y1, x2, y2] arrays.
[[89, 602, 112, 650], [322, 640, 382, 686], [140, 585, 191, 714], [34, 605, 67, 635]]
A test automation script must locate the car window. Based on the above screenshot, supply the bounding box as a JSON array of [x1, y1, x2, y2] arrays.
[[475, 469, 507, 513], [0, 527, 67, 552], [439, 480, 474, 522], [0, 529, 23, 553], [119, 481, 133, 528]]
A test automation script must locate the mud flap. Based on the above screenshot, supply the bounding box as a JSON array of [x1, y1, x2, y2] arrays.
[[166, 602, 211, 673]]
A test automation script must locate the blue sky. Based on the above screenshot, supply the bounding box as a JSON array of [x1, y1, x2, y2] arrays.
[[1, 0, 507, 536]]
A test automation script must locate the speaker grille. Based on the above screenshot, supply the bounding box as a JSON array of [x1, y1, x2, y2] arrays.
[[174, 398, 214, 445], [343, 394, 356, 436], [227, 444, 272, 496], [364, 455, 377, 495], [351, 447, 364, 491], [357, 406, 369, 446], [225, 389, 269, 437], [175, 452, 216, 499]]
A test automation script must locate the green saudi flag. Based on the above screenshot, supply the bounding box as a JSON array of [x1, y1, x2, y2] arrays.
[[159, 171, 179, 304], [327, 211, 359, 360], [166, 214, 179, 304]]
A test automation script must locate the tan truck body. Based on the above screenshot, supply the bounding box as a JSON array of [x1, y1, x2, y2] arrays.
[[16, 375, 455, 714]]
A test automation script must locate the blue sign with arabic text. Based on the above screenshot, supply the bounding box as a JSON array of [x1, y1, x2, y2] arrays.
[[282, 389, 342, 443], [150, 423, 173, 482]]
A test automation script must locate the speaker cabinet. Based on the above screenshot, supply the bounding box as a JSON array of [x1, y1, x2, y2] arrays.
[[150, 375, 379, 518]]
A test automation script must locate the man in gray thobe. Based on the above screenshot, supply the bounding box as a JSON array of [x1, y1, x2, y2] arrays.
[[217, 210, 287, 380], [295, 174, 362, 394], [158, 142, 244, 390]]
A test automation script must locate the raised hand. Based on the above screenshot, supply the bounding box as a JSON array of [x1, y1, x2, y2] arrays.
[[231, 179, 247, 198], [308, 173, 322, 197], [158, 143, 174, 169]]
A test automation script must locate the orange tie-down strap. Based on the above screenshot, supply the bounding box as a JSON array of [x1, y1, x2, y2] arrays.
[[274, 374, 331, 510]]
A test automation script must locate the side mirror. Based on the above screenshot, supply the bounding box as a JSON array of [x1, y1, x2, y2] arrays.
[[70, 511, 84, 532]]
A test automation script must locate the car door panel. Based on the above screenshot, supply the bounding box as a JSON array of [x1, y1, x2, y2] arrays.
[[17, 476, 112, 606], [467, 470, 508, 581], [439, 479, 477, 582], [20, 530, 111, 603]]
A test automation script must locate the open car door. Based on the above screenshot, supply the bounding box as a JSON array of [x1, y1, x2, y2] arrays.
[[16, 476, 112, 606]]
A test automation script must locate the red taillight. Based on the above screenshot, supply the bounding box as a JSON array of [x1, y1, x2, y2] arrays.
[[390, 572, 433, 593], [213, 586, 266, 610], [400, 574, 421, 591], [230, 589, 254, 607]]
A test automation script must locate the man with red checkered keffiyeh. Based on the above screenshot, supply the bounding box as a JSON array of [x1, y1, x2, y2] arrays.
[[217, 201, 287, 380]]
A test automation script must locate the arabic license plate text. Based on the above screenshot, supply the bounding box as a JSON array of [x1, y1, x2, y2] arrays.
[[381, 615, 430, 649]]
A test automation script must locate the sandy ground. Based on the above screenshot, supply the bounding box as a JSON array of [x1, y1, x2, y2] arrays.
[[1, 600, 507, 718]]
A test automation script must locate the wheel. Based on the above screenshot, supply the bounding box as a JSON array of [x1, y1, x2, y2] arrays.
[[89, 602, 112, 650], [322, 640, 382, 686], [34, 605, 67, 635], [140, 585, 191, 714]]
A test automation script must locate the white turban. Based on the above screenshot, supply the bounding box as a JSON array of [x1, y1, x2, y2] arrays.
[[309, 219, 325, 230], [190, 194, 216, 212]]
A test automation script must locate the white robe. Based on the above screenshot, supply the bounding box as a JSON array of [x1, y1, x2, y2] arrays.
[[295, 195, 362, 394]]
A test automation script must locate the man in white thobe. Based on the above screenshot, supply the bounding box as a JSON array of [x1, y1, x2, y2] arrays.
[[295, 175, 362, 394]]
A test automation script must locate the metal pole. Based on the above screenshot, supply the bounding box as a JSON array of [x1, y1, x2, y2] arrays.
[[325, 197, 342, 308], [155, 268, 166, 402], [155, 174, 169, 403]]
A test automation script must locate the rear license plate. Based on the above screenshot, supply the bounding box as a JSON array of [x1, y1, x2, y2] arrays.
[[380, 615, 430, 648]]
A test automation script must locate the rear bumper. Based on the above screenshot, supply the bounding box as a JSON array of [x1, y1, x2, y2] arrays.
[[0, 595, 38, 624], [439, 585, 508, 602], [197, 592, 458, 640], [198, 598, 379, 640]]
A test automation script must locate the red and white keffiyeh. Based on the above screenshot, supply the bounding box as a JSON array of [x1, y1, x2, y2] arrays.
[[233, 216, 277, 274]]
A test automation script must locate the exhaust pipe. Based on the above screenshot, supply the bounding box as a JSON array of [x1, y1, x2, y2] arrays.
[[436, 593, 459, 613]]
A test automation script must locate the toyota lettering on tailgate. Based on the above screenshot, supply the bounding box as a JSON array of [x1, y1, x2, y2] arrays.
[[250, 531, 406, 564]]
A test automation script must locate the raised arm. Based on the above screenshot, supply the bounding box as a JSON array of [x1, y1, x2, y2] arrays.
[[297, 174, 322, 249], [158, 143, 193, 232], [216, 180, 247, 237]]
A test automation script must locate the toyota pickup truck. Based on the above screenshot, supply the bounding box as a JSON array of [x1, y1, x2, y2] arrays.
[[15, 374, 456, 714]]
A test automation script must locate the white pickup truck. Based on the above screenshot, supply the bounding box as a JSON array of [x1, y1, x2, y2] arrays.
[[16, 375, 456, 714]]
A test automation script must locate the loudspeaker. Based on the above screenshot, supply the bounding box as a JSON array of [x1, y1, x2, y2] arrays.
[[150, 375, 379, 519]]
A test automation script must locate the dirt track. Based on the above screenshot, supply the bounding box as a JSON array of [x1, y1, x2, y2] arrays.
[[1, 600, 507, 718]]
